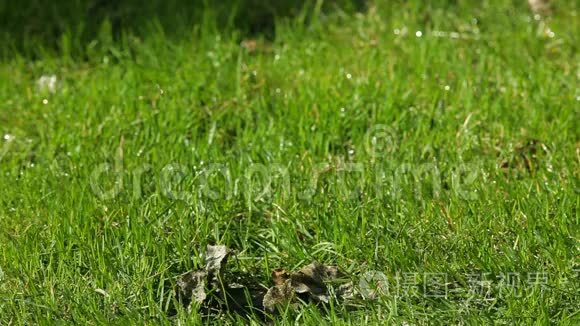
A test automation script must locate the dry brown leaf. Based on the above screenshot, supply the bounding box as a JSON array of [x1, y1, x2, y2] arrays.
[[291, 262, 340, 300], [205, 245, 230, 276], [177, 270, 208, 309], [263, 279, 296, 312], [241, 39, 258, 52], [272, 268, 290, 286], [240, 39, 273, 54], [176, 245, 230, 310]]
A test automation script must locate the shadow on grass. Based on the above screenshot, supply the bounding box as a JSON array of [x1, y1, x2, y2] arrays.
[[0, 0, 367, 58]]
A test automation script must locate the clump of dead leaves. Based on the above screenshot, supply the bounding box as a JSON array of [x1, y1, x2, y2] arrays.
[[176, 245, 357, 318]]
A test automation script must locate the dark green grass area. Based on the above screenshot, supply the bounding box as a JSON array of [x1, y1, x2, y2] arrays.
[[0, 0, 578, 324]]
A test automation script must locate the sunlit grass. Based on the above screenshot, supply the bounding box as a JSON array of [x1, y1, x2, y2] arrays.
[[0, 0, 578, 324]]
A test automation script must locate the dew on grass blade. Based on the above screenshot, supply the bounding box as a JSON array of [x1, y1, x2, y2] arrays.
[[156, 84, 164, 95]]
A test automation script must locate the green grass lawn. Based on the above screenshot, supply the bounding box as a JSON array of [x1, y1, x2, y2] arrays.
[[0, 0, 578, 324]]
